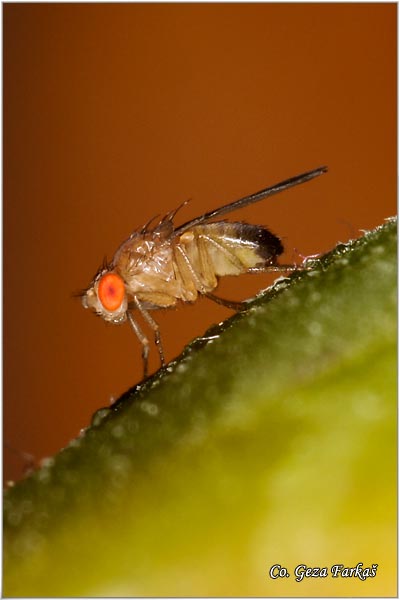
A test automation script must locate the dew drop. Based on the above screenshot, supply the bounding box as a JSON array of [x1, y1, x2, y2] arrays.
[[309, 291, 321, 303], [91, 407, 111, 427], [39, 456, 54, 469], [337, 257, 349, 266], [140, 401, 159, 416], [307, 321, 322, 336], [111, 424, 125, 438]]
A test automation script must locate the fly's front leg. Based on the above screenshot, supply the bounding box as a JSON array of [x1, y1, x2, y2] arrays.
[[133, 296, 166, 369], [127, 311, 150, 380]]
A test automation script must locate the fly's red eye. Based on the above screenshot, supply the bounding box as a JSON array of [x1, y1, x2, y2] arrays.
[[98, 273, 125, 311]]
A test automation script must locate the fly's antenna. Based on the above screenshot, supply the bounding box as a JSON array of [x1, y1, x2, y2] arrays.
[[174, 166, 328, 236]]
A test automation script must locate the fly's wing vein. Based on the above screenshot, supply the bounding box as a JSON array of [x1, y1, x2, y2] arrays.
[[173, 166, 327, 236]]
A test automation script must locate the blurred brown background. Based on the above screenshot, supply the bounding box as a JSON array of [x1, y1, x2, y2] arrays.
[[4, 4, 396, 484]]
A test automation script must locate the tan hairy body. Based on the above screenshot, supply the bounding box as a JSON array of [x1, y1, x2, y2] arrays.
[[82, 167, 327, 378], [113, 220, 283, 308]]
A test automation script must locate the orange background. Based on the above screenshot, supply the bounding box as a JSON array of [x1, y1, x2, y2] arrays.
[[4, 4, 396, 484]]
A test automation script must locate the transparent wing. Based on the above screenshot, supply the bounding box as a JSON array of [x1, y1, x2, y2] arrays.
[[173, 166, 327, 237]]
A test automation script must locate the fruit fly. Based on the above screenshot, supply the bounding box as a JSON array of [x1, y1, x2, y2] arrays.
[[82, 166, 327, 378]]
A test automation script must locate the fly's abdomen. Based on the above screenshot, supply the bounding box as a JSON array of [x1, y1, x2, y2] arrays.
[[180, 221, 283, 281]]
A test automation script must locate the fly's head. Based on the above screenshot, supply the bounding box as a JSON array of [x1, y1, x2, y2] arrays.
[[82, 265, 128, 324]]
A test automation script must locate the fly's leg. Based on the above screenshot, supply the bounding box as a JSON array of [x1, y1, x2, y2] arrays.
[[199, 234, 245, 273], [205, 292, 248, 311], [176, 234, 243, 298], [198, 239, 299, 310], [174, 244, 205, 295], [133, 296, 166, 369], [199, 234, 254, 310], [178, 238, 247, 310], [127, 311, 150, 379], [246, 263, 308, 274], [206, 263, 308, 311], [196, 234, 218, 289]]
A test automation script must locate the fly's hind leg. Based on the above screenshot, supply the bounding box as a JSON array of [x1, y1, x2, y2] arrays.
[[206, 263, 306, 312], [247, 264, 300, 274], [205, 292, 249, 311], [199, 234, 250, 310], [247, 253, 320, 273], [133, 296, 166, 370]]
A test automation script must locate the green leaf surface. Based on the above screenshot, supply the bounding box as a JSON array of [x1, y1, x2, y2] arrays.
[[4, 218, 397, 597]]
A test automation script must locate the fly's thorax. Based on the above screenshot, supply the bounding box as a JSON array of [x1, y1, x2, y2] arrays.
[[113, 235, 156, 276], [113, 232, 177, 295], [82, 270, 128, 324], [113, 224, 173, 271]]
